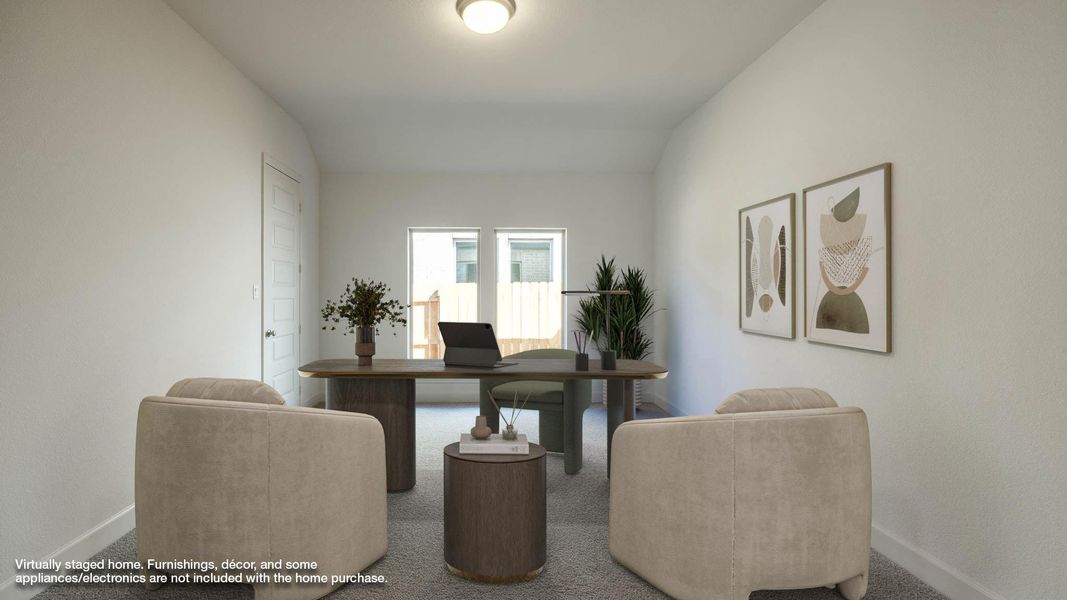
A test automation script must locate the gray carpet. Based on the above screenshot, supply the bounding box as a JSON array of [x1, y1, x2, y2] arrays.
[[37, 403, 944, 600]]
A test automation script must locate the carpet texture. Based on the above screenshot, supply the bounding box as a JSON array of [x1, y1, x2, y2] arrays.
[[36, 403, 944, 600]]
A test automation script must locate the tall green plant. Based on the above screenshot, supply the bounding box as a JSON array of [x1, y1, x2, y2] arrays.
[[612, 266, 655, 360], [573, 255, 658, 360], [575, 255, 616, 351]]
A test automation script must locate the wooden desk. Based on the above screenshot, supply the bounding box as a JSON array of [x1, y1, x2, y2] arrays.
[[298, 358, 668, 492]]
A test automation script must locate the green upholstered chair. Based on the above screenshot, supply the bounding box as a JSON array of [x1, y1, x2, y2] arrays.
[[478, 348, 592, 474]]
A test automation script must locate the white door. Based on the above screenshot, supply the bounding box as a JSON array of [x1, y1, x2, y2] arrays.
[[262, 160, 301, 405]]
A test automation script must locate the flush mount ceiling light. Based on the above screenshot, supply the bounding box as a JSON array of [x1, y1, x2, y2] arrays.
[[456, 0, 516, 34]]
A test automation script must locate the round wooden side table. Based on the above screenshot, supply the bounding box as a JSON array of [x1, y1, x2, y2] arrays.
[[443, 442, 547, 583]]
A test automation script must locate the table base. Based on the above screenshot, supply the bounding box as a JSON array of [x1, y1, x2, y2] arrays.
[[446, 563, 544, 583], [326, 378, 415, 492]]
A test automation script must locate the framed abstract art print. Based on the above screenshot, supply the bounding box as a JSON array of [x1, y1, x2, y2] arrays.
[[739, 193, 795, 338], [803, 163, 891, 352]]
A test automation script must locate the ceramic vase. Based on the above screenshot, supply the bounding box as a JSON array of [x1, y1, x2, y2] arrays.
[[355, 326, 376, 366], [470, 415, 491, 440]]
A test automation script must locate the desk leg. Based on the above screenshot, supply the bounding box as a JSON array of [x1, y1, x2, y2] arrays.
[[327, 378, 415, 493], [606, 379, 634, 476], [624, 380, 636, 421], [479, 378, 499, 433], [563, 379, 584, 475]]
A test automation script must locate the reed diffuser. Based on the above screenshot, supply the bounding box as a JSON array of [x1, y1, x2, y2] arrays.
[[487, 391, 531, 440]]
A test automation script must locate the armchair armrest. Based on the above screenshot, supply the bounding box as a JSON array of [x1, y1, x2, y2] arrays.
[[135, 396, 274, 565], [135, 398, 387, 600], [608, 416, 735, 600], [265, 405, 387, 598], [730, 407, 871, 592]]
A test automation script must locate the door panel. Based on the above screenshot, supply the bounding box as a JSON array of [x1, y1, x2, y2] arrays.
[[263, 163, 300, 405]]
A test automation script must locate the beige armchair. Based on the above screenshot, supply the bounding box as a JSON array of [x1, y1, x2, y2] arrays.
[[608, 389, 871, 600], [135, 378, 388, 600]]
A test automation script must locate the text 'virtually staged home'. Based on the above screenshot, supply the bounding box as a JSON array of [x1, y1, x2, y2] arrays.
[[1, 1, 1064, 599]]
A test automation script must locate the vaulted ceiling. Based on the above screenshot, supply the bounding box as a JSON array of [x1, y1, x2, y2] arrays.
[[164, 0, 824, 173]]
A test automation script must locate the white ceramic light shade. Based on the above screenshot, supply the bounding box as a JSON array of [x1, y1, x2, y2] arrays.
[[457, 0, 516, 34]]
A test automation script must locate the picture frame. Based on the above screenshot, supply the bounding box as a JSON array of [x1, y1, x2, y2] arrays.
[[803, 163, 891, 352], [739, 193, 795, 338]]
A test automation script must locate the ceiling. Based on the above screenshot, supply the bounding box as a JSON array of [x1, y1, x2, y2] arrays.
[[164, 0, 824, 173]]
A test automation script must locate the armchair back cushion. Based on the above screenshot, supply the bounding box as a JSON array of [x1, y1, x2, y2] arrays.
[[166, 377, 285, 405], [715, 387, 836, 414]]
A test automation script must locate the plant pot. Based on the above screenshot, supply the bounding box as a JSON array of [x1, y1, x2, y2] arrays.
[[470, 415, 491, 440], [355, 326, 376, 366], [575, 353, 589, 371], [601, 350, 617, 370]]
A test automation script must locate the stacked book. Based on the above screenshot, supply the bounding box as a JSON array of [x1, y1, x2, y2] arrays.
[[459, 433, 530, 455]]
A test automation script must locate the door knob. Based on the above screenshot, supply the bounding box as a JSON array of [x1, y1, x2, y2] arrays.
[[265, 329, 276, 338]]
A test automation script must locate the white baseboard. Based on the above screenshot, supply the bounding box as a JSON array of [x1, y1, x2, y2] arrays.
[[303, 391, 325, 408], [871, 523, 1005, 600], [646, 391, 686, 416], [0, 504, 136, 600]]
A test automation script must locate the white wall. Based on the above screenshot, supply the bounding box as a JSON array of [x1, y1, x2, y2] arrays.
[[0, 0, 320, 590], [320, 172, 654, 398], [651, 1, 1066, 598]]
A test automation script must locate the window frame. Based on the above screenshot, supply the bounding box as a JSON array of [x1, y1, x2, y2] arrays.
[[492, 227, 568, 349], [407, 227, 481, 358]]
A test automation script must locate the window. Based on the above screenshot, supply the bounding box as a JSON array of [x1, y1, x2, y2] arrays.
[[509, 240, 552, 282], [408, 228, 565, 358], [495, 230, 565, 354], [409, 229, 479, 359], [454, 240, 478, 283]]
